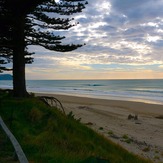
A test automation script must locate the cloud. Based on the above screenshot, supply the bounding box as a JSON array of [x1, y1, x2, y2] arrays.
[[159, 65, 163, 68], [26, 0, 163, 79], [110, 0, 163, 23]]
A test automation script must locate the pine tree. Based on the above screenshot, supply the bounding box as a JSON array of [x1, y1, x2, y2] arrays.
[[0, 0, 87, 97], [0, 48, 12, 73], [0, 0, 12, 72]]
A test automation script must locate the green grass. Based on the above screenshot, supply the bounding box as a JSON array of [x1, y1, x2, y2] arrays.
[[0, 128, 19, 163], [0, 92, 151, 163]]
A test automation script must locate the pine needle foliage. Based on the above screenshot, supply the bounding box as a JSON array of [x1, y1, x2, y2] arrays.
[[0, 0, 87, 71]]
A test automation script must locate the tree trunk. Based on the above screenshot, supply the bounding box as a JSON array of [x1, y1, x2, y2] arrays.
[[13, 15, 28, 97]]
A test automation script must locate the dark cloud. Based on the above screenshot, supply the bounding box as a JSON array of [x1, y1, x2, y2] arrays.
[[110, 0, 163, 23]]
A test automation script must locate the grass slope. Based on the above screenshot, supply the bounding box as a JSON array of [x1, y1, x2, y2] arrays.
[[0, 93, 151, 163]]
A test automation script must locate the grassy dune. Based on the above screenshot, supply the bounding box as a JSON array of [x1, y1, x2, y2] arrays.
[[0, 92, 151, 163]]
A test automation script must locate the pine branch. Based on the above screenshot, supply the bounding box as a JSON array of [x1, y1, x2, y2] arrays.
[[0, 0, 88, 72], [34, 43, 83, 52]]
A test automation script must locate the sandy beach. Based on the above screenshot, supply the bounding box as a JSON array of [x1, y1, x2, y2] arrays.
[[37, 93, 163, 162]]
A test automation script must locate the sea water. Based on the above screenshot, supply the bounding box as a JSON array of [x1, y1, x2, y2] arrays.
[[1, 79, 163, 105]]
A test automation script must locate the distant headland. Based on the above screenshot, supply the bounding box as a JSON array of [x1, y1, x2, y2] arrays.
[[0, 74, 13, 80]]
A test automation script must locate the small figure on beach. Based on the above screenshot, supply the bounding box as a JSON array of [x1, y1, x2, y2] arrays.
[[134, 115, 138, 120], [128, 114, 138, 120]]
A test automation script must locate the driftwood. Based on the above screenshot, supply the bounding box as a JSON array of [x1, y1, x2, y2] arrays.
[[0, 116, 28, 163], [39, 96, 65, 114]]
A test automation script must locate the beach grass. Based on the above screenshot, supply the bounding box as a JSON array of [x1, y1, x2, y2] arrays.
[[0, 92, 151, 163], [0, 128, 18, 163]]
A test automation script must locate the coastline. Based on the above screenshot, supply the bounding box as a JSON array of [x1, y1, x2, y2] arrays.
[[31, 87, 163, 105], [36, 93, 163, 162], [1, 79, 163, 105], [36, 92, 163, 114]]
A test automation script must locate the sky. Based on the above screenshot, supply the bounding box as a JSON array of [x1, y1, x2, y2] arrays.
[[27, 0, 163, 79]]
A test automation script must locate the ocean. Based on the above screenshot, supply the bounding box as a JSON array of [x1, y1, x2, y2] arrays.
[[0, 79, 163, 105]]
